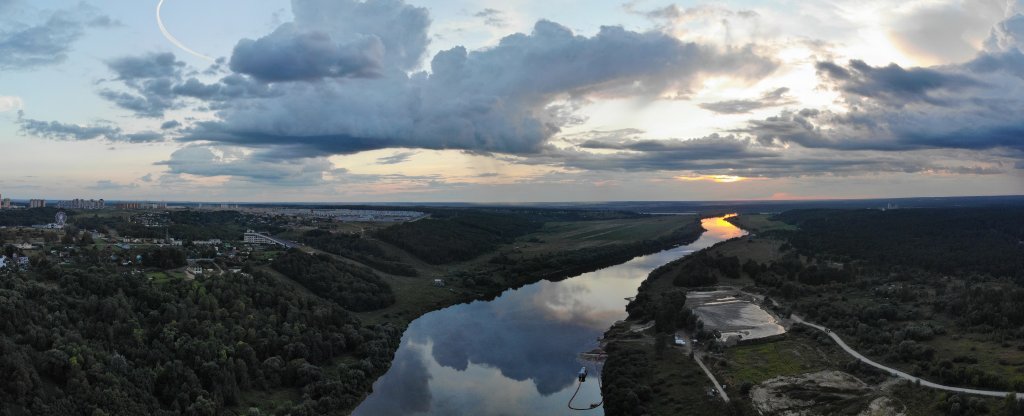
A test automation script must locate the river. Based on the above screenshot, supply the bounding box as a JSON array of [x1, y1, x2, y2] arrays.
[[353, 215, 746, 415]]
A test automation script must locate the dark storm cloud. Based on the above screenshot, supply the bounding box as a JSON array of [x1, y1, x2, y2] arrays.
[[178, 16, 776, 157], [540, 143, 1006, 178], [229, 23, 385, 81], [698, 87, 794, 114], [816, 60, 984, 106], [735, 107, 1024, 152], [17, 112, 164, 143], [171, 75, 276, 102], [577, 134, 777, 160], [0, 4, 112, 70]]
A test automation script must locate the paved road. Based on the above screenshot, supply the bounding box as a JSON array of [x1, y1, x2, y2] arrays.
[[693, 352, 730, 402], [791, 315, 1021, 399]]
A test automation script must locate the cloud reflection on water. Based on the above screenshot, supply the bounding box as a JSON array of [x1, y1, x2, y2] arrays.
[[353, 216, 745, 415]]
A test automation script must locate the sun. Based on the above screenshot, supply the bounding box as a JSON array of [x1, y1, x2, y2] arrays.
[[675, 174, 750, 183]]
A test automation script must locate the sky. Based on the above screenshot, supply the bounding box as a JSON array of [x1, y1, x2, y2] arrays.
[[0, 0, 1022, 202]]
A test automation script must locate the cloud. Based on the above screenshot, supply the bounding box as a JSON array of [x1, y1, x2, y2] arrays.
[[985, 2, 1024, 53], [0, 96, 22, 112], [631, 3, 759, 22], [229, 23, 386, 81], [156, 146, 342, 186], [99, 53, 187, 117], [139, 174, 154, 183], [17, 112, 164, 143], [160, 120, 181, 130], [376, 151, 417, 165], [474, 8, 507, 27], [107, 52, 185, 80], [816, 60, 984, 106], [90, 180, 139, 190], [698, 87, 794, 114], [0, 3, 115, 70], [289, 0, 431, 72], [179, 15, 775, 157], [888, 1, 1004, 64]]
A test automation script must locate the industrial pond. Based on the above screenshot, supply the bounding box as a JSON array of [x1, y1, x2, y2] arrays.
[[353, 216, 747, 415]]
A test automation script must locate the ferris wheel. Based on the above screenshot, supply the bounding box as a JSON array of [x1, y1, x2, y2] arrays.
[[55, 211, 67, 228]]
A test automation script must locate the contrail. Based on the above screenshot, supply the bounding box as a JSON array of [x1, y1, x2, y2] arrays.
[[156, 0, 215, 62]]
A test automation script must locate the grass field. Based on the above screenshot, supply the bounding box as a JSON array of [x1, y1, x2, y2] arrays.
[[520, 215, 698, 254], [716, 333, 843, 386], [145, 269, 187, 284], [726, 214, 796, 233], [356, 215, 701, 326], [925, 335, 1024, 387], [709, 238, 784, 265]]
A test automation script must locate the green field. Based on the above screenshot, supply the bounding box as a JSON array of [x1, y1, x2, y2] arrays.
[[726, 214, 796, 233], [520, 215, 697, 254], [716, 332, 845, 386], [357, 215, 700, 326]]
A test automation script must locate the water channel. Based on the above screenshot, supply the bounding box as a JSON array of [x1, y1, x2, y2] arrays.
[[353, 216, 746, 415]]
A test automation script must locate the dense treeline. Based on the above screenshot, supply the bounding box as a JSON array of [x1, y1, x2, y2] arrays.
[[376, 211, 543, 264], [750, 208, 1024, 391], [73, 215, 164, 239], [73, 211, 283, 242], [141, 246, 188, 269], [272, 250, 395, 312], [300, 230, 417, 276], [775, 208, 1024, 280], [0, 207, 64, 226], [0, 262, 401, 415], [601, 343, 655, 415], [646, 250, 742, 288]]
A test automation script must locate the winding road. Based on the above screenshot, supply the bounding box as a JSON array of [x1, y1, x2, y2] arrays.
[[791, 315, 1022, 399], [694, 352, 730, 402]]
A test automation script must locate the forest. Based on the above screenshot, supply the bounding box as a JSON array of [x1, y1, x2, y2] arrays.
[[775, 208, 1024, 280], [72, 210, 282, 242], [299, 229, 417, 277], [744, 208, 1024, 392], [0, 260, 401, 415], [0, 207, 63, 226], [271, 250, 395, 312], [604, 206, 1024, 416]]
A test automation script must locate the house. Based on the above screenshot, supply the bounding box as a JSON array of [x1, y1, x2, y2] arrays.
[[432, 279, 445, 287], [0, 256, 6, 269], [674, 335, 687, 346]]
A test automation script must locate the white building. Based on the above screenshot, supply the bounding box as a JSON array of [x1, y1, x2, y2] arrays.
[[244, 230, 296, 248]]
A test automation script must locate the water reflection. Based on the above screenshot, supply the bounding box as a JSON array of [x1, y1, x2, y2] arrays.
[[353, 216, 746, 416]]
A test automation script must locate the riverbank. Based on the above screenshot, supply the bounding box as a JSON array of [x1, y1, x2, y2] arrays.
[[600, 209, 1024, 415], [332, 214, 707, 414]]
